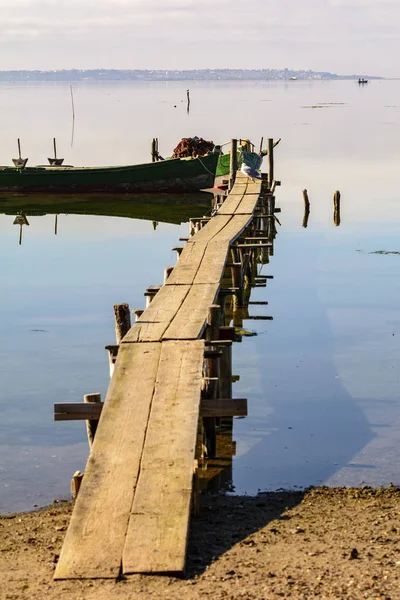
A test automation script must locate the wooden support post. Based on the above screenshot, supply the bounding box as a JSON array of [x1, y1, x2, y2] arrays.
[[206, 304, 220, 342], [144, 286, 161, 307], [132, 308, 144, 322], [71, 471, 84, 498], [151, 138, 156, 163], [219, 343, 232, 400], [164, 266, 174, 283], [105, 344, 118, 378], [229, 138, 238, 192], [172, 246, 184, 261], [113, 304, 131, 344], [268, 138, 274, 188], [204, 304, 221, 457], [192, 461, 200, 518], [84, 393, 101, 447]]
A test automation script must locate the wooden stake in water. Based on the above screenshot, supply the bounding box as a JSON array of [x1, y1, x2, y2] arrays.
[[333, 190, 341, 227], [84, 393, 102, 447], [70, 85, 75, 148], [229, 139, 238, 191], [114, 303, 131, 344], [302, 189, 310, 228], [268, 138, 274, 187]]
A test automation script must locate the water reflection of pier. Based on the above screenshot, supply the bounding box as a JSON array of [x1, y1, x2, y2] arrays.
[[197, 203, 277, 494]]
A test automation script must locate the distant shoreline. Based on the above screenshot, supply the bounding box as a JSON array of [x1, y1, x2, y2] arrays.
[[0, 69, 382, 83]]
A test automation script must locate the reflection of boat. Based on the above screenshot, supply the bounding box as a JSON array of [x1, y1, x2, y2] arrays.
[[0, 152, 221, 194], [0, 193, 212, 225], [358, 78, 369, 84]]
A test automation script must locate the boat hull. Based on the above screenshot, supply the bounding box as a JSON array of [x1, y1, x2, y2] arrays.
[[0, 154, 219, 193]]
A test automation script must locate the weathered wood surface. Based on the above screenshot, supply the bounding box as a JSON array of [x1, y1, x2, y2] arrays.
[[217, 192, 245, 215], [55, 342, 162, 579], [186, 214, 231, 245], [55, 397, 246, 422], [200, 398, 248, 417], [122, 340, 204, 574], [55, 402, 103, 420], [123, 285, 190, 343], [55, 169, 266, 580], [164, 242, 206, 286], [163, 283, 219, 340]]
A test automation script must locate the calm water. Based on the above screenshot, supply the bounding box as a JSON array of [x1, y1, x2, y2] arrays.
[[1, 79, 400, 512]]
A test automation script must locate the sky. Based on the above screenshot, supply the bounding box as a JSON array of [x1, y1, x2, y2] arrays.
[[0, 0, 399, 76]]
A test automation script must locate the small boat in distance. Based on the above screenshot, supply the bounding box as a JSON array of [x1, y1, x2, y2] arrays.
[[358, 78, 369, 84], [0, 150, 222, 194]]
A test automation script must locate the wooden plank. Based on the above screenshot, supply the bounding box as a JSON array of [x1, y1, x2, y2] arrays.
[[233, 172, 248, 183], [245, 180, 262, 194], [165, 242, 207, 286], [211, 214, 253, 244], [217, 193, 246, 215], [200, 398, 248, 417], [193, 242, 228, 285], [229, 181, 247, 194], [163, 283, 219, 340], [122, 340, 204, 574], [54, 402, 103, 421], [54, 342, 162, 580], [123, 285, 190, 343], [234, 193, 261, 214], [54, 398, 247, 421], [188, 214, 231, 245]]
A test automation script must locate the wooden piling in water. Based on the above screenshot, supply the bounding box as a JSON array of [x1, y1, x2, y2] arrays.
[[71, 470, 84, 498], [204, 304, 221, 457], [84, 393, 101, 447], [164, 266, 174, 283], [229, 139, 238, 192], [334, 190, 341, 226], [268, 138, 274, 188], [114, 303, 131, 344], [302, 189, 310, 228]]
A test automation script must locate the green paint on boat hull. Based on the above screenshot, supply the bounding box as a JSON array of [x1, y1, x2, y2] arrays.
[[215, 151, 242, 178], [0, 153, 220, 194]]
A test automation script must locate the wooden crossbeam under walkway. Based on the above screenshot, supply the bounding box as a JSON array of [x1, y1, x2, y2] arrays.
[[55, 171, 269, 580]]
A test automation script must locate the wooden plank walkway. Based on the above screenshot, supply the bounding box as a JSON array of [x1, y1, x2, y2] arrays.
[[55, 170, 265, 579]]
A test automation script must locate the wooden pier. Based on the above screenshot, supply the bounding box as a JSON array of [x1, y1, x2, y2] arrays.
[[54, 160, 280, 579]]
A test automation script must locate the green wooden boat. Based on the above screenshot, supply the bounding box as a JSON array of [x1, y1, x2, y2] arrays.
[[0, 152, 221, 194], [215, 150, 242, 178]]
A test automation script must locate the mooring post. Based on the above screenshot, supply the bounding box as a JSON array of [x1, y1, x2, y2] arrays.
[[151, 138, 156, 163], [84, 393, 102, 447], [333, 190, 341, 227], [229, 138, 238, 192], [268, 138, 274, 188], [114, 303, 131, 344], [303, 189, 310, 228]]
